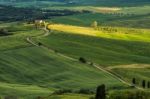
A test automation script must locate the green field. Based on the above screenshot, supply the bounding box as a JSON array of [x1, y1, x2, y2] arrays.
[[1, 19, 150, 98], [0, 23, 129, 98], [0, 45, 126, 98], [36, 24, 150, 87], [50, 12, 150, 29], [0, 0, 150, 98]]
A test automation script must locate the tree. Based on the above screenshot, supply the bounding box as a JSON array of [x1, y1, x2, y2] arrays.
[[79, 57, 86, 63], [147, 81, 150, 88], [95, 84, 106, 99], [132, 78, 136, 85], [0, 28, 10, 36], [142, 80, 146, 88], [38, 42, 42, 46], [91, 21, 98, 29]]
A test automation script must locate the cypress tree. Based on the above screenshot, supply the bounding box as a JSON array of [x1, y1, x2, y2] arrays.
[[147, 81, 150, 88], [95, 84, 106, 99], [142, 80, 146, 88], [132, 78, 136, 85]]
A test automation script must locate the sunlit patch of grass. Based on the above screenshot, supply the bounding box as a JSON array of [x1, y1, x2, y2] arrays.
[[48, 24, 100, 36], [48, 24, 150, 42]]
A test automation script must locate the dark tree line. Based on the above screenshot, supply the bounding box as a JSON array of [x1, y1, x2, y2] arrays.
[[0, 28, 11, 36], [132, 78, 150, 88], [0, 5, 89, 22]]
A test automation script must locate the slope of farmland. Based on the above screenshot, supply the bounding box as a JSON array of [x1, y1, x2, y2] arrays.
[[0, 46, 126, 98], [36, 25, 150, 86]]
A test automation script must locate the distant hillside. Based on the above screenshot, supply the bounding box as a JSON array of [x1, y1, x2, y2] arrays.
[[66, 0, 150, 6], [1, 0, 150, 6]]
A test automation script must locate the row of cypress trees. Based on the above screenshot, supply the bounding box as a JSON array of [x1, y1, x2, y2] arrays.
[[132, 78, 150, 88]]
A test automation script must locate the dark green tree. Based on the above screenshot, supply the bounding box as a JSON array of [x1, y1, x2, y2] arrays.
[[132, 78, 136, 85], [38, 42, 42, 46], [95, 84, 106, 99], [147, 81, 150, 88], [79, 57, 86, 63], [142, 80, 146, 88]]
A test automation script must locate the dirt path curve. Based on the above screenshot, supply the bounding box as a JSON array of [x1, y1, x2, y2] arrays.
[[26, 27, 145, 91], [92, 63, 144, 90]]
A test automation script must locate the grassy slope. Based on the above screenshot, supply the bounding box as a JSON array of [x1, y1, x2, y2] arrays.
[[48, 24, 150, 42], [0, 44, 124, 98], [0, 22, 43, 51], [37, 31, 150, 66], [0, 46, 126, 98], [0, 2, 150, 97], [37, 24, 150, 84], [51, 13, 150, 29], [66, 0, 150, 6], [0, 82, 52, 99]]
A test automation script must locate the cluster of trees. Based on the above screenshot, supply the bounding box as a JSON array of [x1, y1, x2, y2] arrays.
[[52, 88, 94, 95], [42, 84, 105, 99], [100, 27, 118, 33], [91, 21, 118, 33], [132, 78, 150, 88], [109, 90, 150, 99], [0, 28, 11, 36], [94, 84, 150, 99], [0, 5, 87, 22]]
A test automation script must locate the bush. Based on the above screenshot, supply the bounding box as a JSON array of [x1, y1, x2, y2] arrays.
[[79, 57, 87, 63], [78, 89, 94, 94], [0, 28, 10, 36], [54, 50, 58, 53], [53, 89, 73, 95], [38, 42, 42, 46], [109, 90, 150, 99]]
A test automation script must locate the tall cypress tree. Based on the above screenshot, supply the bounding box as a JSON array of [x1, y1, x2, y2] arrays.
[[147, 81, 150, 88], [142, 80, 146, 88], [95, 84, 106, 99], [132, 78, 136, 85]]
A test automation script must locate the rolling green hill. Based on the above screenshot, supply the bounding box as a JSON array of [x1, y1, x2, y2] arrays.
[[36, 24, 150, 86], [0, 22, 128, 98], [0, 45, 126, 98], [0, 0, 150, 98], [51, 13, 150, 29]]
